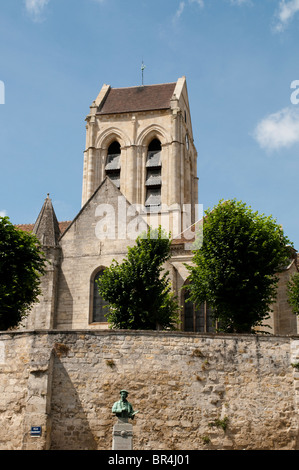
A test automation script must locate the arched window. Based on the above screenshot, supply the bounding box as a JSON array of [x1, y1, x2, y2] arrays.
[[182, 283, 215, 332], [145, 138, 162, 208], [91, 270, 109, 323], [105, 141, 121, 188]]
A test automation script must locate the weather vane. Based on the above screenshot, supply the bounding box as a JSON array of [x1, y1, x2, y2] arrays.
[[141, 60, 146, 86]]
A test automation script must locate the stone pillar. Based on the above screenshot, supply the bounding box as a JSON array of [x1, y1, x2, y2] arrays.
[[124, 145, 136, 205], [112, 418, 133, 450], [170, 114, 181, 207], [21, 340, 54, 450], [81, 148, 88, 206], [40, 247, 61, 330], [82, 106, 97, 206], [86, 147, 96, 201]]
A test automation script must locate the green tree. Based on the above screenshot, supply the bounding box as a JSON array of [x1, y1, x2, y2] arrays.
[[0, 217, 46, 330], [287, 273, 299, 316], [96, 227, 180, 330], [187, 200, 292, 333]]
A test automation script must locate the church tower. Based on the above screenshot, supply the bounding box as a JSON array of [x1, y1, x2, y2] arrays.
[[81, 76, 198, 238], [20, 76, 201, 332]]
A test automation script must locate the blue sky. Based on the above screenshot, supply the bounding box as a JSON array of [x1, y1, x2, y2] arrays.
[[1, 0, 299, 247]]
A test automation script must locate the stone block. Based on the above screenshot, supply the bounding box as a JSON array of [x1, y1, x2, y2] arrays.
[[112, 421, 133, 450]]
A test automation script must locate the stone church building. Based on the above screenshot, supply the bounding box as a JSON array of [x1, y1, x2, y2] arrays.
[[18, 76, 298, 335]]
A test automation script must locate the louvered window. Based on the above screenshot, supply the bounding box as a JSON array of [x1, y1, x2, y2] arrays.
[[145, 187, 161, 207], [106, 141, 121, 188], [146, 150, 161, 168], [145, 139, 161, 208], [145, 169, 161, 186]]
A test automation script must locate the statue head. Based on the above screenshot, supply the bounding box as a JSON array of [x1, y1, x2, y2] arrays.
[[120, 389, 129, 400]]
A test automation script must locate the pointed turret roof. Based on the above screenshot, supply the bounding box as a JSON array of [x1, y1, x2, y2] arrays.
[[32, 194, 61, 247]]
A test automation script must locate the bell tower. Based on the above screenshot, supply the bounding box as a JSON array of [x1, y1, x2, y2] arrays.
[[82, 76, 198, 238]]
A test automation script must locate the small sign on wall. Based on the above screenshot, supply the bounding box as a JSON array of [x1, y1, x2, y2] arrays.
[[31, 426, 42, 437]]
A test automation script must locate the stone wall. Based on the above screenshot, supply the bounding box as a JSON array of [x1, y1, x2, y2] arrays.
[[0, 330, 298, 450]]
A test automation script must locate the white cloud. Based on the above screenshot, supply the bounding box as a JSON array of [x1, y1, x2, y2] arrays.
[[229, 0, 251, 5], [25, 0, 50, 21], [173, 0, 204, 22], [253, 107, 299, 151], [190, 0, 250, 7], [173, 0, 250, 22], [25, 0, 105, 21], [174, 1, 186, 21], [0, 210, 7, 218], [189, 0, 204, 7], [274, 0, 299, 32]]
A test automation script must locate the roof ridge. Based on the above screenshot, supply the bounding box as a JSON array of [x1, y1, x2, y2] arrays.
[[110, 82, 176, 91]]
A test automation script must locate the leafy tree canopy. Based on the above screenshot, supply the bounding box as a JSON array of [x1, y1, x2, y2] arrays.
[[0, 217, 47, 330], [187, 199, 292, 333], [96, 227, 180, 330]]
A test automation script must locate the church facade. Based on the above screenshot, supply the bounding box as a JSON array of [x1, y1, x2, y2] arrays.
[[18, 76, 298, 335]]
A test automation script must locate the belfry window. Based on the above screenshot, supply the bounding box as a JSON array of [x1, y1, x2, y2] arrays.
[[92, 270, 109, 323], [145, 139, 162, 208], [105, 141, 121, 188]]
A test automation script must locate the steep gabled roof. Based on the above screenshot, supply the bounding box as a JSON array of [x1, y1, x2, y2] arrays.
[[97, 82, 176, 115]]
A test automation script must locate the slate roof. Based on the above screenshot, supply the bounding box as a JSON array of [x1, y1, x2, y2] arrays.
[[31, 195, 61, 246], [98, 82, 176, 115]]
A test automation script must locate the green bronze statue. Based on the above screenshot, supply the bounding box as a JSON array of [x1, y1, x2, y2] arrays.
[[112, 390, 138, 420]]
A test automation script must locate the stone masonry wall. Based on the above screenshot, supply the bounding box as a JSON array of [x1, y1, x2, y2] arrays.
[[0, 330, 298, 450]]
